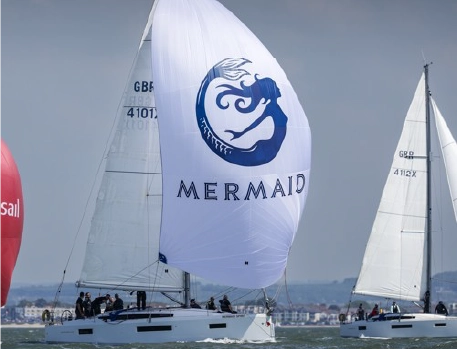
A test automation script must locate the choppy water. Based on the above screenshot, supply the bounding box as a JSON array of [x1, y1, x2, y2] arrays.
[[1, 326, 457, 349]]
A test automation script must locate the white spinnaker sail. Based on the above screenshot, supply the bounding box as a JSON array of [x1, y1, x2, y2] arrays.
[[354, 74, 428, 301], [79, 4, 183, 292], [153, 0, 311, 289], [433, 98, 457, 222]]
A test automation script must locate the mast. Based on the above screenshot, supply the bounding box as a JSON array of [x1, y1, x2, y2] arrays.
[[424, 63, 432, 313], [184, 272, 190, 308]]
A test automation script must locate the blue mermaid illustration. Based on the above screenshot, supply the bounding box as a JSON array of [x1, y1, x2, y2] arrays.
[[196, 58, 287, 166]]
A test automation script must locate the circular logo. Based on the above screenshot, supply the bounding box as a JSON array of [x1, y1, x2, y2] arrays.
[[196, 58, 287, 166]]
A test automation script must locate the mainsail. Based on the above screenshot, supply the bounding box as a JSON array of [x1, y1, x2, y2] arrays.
[[1, 139, 24, 306], [78, 2, 183, 292], [354, 74, 428, 301]]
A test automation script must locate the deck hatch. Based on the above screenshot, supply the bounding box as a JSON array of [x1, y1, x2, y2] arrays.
[[78, 328, 93, 335], [137, 325, 172, 332], [210, 323, 227, 329], [392, 324, 413, 329]]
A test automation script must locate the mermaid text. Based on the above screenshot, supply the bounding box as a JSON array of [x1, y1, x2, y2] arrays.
[[177, 174, 306, 200]]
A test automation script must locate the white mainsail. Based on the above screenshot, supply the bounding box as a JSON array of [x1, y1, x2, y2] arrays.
[[433, 98, 457, 222], [78, 2, 183, 292], [153, 0, 311, 289], [354, 74, 428, 301]]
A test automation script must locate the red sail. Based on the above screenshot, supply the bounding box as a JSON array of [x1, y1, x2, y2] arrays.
[[1, 139, 24, 306]]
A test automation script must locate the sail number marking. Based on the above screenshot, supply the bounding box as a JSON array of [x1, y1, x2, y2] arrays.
[[134, 81, 153, 92], [399, 150, 414, 159], [127, 107, 157, 119], [395, 151, 417, 177], [393, 169, 416, 177]]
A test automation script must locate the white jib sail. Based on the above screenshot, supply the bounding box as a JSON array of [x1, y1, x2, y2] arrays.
[[152, 0, 311, 289], [433, 98, 457, 222], [354, 73, 428, 301], [79, 3, 183, 292]]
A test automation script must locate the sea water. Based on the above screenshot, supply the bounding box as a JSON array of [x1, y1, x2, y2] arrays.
[[1, 326, 456, 349]]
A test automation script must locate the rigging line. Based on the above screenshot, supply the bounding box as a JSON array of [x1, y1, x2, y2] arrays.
[[432, 277, 457, 285], [262, 288, 273, 315], [148, 254, 165, 305], [160, 292, 184, 306], [51, 140, 111, 308], [344, 285, 355, 317], [232, 289, 261, 304], [212, 287, 236, 302], [105, 170, 160, 175], [123, 104, 156, 108], [283, 270, 294, 309], [52, 18, 155, 308], [51, 44, 139, 307], [97, 260, 162, 292], [271, 280, 283, 303]]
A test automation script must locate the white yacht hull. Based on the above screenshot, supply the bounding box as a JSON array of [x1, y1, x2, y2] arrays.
[[340, 313, 457, 338], [45, 308, 275, 344]]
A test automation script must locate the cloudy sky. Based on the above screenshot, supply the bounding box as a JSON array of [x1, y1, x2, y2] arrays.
[[2, 0, 457, 287]]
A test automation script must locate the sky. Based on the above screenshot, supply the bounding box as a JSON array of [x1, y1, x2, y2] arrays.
[[2, 0, 457, 287]]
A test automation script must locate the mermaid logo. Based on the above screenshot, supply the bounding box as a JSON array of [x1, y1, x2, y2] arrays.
[[196, 58, 287, 166]]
